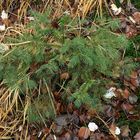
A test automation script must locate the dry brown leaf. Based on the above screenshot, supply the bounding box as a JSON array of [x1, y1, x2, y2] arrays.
[[134, 131, 140, 140], [60, 132, 73, 140], [123, 89, 130, 99], [122, 102, 134, 114], [90, 132, 105, 140], [60, 72, 70, 80], [78, 127, 90, 139], [133, 12, 140, 25], [125, 25, 137, 38], [43, 127, 50, 135], [130, 71, 138, 87]]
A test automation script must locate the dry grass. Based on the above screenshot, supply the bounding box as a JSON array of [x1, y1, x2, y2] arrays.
[[0, 0, 111, 20], [0, 24, 29, 139], [50, 0, 110, 19], [0, 87, 25, 139], [0, 82, 55, 139], [1, 0, 133, 19], [0, 80, 32, 139]]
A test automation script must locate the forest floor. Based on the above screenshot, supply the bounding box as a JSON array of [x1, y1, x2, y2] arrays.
[[0, 1, 140, 140]]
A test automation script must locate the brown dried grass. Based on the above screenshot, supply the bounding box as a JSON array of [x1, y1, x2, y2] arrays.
[[1, 0, 110, 20]]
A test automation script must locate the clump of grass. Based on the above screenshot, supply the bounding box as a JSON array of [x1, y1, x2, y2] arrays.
[[0, 87, 24, 139]]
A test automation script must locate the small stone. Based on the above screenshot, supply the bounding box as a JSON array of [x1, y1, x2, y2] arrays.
[[88, 122, 98, 132], [115, 127, 121, 135]]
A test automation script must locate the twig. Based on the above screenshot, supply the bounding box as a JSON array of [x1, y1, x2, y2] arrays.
[[95, 113, 119, 140], [5, 41, 32, 46]]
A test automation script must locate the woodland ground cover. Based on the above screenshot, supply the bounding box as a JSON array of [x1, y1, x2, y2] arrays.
[[0, 0, 140, 139]]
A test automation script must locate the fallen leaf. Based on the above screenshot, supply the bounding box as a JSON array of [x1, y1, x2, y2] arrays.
[[122, 88, 130, 99], [0, 24, 5, 31], [104, 87, 116, 99], [111, 4, 122, 15], [71, 112, 80, 125], [43, 127, 50, 135], [90, 132, 105, 140], [60, 72, 70, 80], [1, 10, 8, 20], [129, 94, 138, 104], [78, 127, 90, 139], [130, 71, 138, 84], [134, 131, 140, 140], [133, 12, 140, 25], [54, 115, 72, 135], [121, 125, 130, 138], [122, 102, 134, 114], [125, 25, 137, 38], [60, 132, 73, 140]]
